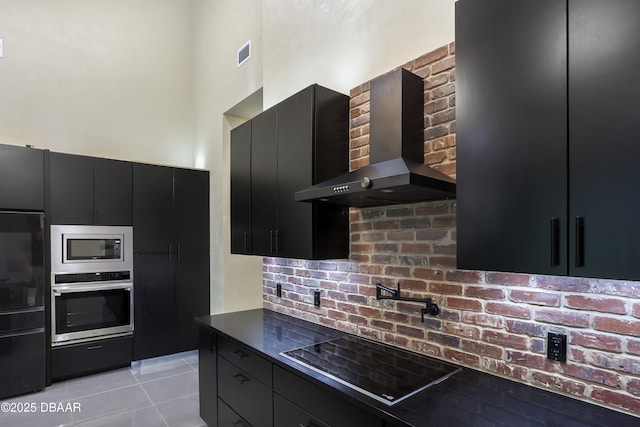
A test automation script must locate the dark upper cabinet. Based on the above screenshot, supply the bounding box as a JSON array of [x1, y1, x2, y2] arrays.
[[174, 168, 210, 254], [568, 0, 640, 280], [132, 163, 210, 360], [456, 0, 640, 280], [132, 163, 174, 253], [230, 120, 252, 254], [250, 106, 279, 256], [49, 152, 132, 225], [0, 144, 45, 211], [133, 163, 209, 254], [230, 85, 350, 260]]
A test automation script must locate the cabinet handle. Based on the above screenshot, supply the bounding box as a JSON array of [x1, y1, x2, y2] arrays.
[[232, 420, 248, 427], [550, 218, 560, 266], [299, 423, 319, 427], [232, 373, 249, 384], [575, 216, 585, 267], [243, 232, 251, 253], [232, 349, 247, 360], [270, 230, 276, 255], [270, 230, 280, 255], [86, 345, 103, 350], [209, 332, 215, 354]]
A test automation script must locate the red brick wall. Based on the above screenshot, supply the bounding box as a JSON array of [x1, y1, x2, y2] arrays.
[[262, 43, 640, 416]]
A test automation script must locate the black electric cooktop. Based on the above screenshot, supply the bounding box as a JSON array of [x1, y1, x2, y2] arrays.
[[280, 335, 461, 406]]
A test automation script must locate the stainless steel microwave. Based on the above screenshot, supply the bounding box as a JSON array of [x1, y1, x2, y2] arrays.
[[51, 225, 133, 273]]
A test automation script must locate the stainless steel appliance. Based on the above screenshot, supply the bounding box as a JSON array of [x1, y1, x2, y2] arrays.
[[50, 225, 133, 273], [281, 335, 460, 406], [50, 225, 133, 346], [0, 211, 46, 399]]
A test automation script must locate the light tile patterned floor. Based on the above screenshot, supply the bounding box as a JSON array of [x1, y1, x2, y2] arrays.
[[0, 351, 204, 427]]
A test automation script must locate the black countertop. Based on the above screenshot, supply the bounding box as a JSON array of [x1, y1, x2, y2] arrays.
[[196, 308, 639, 427]]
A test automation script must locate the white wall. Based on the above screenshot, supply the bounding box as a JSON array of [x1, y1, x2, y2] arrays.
[[0, 0, 195, 166]]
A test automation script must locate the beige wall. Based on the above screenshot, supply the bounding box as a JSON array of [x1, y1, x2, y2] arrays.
[[0, 0, 456, 314], [262, 0, 456, 107], [0, 0, 195, 166]]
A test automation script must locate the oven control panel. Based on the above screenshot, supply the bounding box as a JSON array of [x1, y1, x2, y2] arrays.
[[54, 270, 131, 284]]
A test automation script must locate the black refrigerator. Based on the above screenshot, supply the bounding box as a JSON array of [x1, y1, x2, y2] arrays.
[[0, 212, 45, 399]]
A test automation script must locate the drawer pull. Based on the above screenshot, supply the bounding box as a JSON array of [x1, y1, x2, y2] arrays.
[[299, 423, 318, 427], [233, 349, 248, 360], [232, 420, 248, 427], [86, 345, 103, 350], [232, 373, 249, 384]]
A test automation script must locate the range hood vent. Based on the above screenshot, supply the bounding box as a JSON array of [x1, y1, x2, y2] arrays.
[[295, 68, 455, 208]]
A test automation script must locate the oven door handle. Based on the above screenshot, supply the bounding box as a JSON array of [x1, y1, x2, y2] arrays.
[[52, 283, 133, 293]]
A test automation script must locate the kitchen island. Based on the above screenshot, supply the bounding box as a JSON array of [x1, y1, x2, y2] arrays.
[[196, 309, 638, 427]]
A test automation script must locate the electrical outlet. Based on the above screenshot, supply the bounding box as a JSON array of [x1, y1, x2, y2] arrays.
[[547, 332, 567, 362], [313, 290, 321, 307], [276, 283, 282, 298]]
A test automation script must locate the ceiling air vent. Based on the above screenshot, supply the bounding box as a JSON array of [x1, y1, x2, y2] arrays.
[[237, 40, 251, 67]]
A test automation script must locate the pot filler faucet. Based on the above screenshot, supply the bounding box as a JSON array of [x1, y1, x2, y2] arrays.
[[376, 283, 440, 322]]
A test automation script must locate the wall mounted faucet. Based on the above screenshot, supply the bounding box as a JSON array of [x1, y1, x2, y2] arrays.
[[375, 283, 440, 322]]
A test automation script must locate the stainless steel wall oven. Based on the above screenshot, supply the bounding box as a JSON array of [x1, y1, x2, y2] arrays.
[[50, 225, 133, 346]]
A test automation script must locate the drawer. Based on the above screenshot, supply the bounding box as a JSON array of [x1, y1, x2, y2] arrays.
[[218, 335, 272, 386], [51, 336, 133, 381], [274, 365, 383, 427], [274, 393, 329, 427], [218, 398, 252, 427], [218, 356, 272, 427]]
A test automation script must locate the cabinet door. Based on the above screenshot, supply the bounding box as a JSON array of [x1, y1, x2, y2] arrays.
[[94, 158, 132, 225], [568, 0, 640, 280], [0, 331, 45, 399], [132, 163, 174, 253], [230, 121, 252, 254], [0, 144, 44, 211], [251, 107, 278, 256], [174, 168, 209, 254], [198, 328, 217, 426], [133, 253, 175, 360], [276, 86, 315, 259], [455, 0, 568, 275], [49, 152, 94, 225], [175, 252, 210, 353]]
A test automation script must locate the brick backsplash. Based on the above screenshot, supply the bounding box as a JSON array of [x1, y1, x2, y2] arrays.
[[262, 42, 640, 416]]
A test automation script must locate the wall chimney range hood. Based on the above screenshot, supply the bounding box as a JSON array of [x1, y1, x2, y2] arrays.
[[295, 68, 455, 208]]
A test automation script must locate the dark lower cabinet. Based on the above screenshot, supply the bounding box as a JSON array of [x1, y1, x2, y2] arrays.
[[197, 325, 385, 427], [198, 328, 217, 426], [133, 254, 175, 360], [0, 330, 45, 399], [50, 336, 133, 381], [274, 393, 329, 427], [218, 398, 251, 427], [218, 356, 272, 427], [273, 366, 384, 427]]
